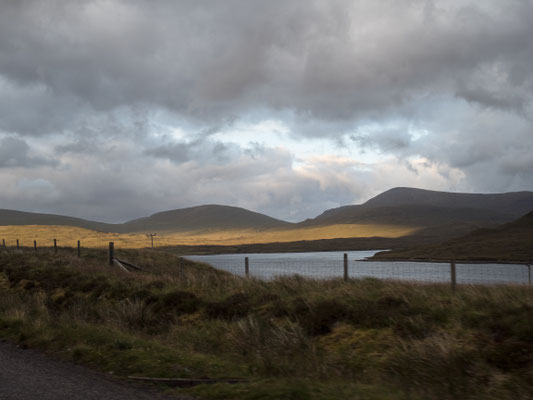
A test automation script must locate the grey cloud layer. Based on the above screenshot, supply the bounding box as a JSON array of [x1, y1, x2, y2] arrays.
[[2, 0, 533, 124], [0, 136, 57, 168], [0, 0, 532, 221]]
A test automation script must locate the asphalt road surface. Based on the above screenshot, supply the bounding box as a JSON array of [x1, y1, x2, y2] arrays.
[[0, 340, 190, 400]]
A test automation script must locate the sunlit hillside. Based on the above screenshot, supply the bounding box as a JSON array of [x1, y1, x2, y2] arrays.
[[0, 223, 420, 249]]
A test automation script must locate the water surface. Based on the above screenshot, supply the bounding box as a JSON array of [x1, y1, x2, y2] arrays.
[[185, 251, 530, 285]]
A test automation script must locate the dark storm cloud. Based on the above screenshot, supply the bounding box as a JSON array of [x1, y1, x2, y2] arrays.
[[2, 0, 533, 129], [145, 137, 239, 165], [350, 129, 412, 154], [0, 0, 532, 221], [0, 136, 57, 168]]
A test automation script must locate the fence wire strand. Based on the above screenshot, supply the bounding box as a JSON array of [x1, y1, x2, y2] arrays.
[[185, 254, 531, 285]]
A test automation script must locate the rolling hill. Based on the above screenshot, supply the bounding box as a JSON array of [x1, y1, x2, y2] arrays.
[[371, 210, 533, 262], [0, 205, 291, 234], [363, 187, 533, 214], [302, 187, 533, 238], [1, 188, 532, 244], [0, 209, 115, 232], [121, 205, 292, 232], [304, 204, 515, 227]]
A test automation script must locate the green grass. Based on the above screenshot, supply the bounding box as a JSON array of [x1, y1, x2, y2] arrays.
[[0, 247, 532, 399]]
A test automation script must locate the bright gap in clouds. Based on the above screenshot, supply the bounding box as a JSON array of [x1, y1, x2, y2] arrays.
[[207, 118, 394, 166]]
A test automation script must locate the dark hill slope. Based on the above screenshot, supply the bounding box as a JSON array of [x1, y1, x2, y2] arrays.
[[0, 209, 115, 232], [0, 205, 291, 233], [122, 205, 292, 232], [303, 188, 533, 239], [364, 187, 533, 215], [305, 204, 514, 227], [372, 210, 533, 262]]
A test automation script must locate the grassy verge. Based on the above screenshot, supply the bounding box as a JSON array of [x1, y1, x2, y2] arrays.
[[1, 248, 532, 399]]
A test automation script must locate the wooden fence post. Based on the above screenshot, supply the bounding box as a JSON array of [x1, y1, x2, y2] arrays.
[[245, 257, 249, 278], [344, 253, 348, 281], [16, 239, 19, 249], [77, 240, 81, 258], [2, 239, 5, 249], [54, 239, 57, 253], [109, 242, 114, 266], [34, 240, 37, 251], [450, 259, 457, 291], [528, 263, 531, 286]]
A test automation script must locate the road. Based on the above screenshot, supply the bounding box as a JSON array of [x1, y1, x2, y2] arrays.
[[0, 340, 191, 400]]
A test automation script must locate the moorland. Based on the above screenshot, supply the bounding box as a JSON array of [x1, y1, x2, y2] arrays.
[[1, 247, 532, 400], [1, 187, 532, 259], [1, 187, 533, 399]]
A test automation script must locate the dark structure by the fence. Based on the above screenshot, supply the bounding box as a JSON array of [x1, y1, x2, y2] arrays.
[[77, 240, 81, 258], [54, 239, 57, 253], [343, 253, 348, 281], [34, 240, 37, 251], [146, 233, 157, 249], [109, 242, 114, 266], [450, 259, 457, 291]]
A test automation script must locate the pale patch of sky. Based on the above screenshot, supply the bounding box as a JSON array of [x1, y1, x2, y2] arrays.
[[211, 118, 391, 166]]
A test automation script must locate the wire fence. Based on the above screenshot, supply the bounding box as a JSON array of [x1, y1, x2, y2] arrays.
[[185, 253, 532, 287], [2, 237, 78, 255], [1, 238, 118, 267], [2, 239, 531, 287], [356, 260, 530, 285]]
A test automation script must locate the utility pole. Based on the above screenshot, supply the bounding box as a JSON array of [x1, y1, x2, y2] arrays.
[[146, 233, 157, 249]]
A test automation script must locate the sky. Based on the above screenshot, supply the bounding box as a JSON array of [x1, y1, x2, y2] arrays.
[[0, 0, 532, 223]]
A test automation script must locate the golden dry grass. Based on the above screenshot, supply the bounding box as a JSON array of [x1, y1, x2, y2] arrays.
[[0, 223, 420, 248]]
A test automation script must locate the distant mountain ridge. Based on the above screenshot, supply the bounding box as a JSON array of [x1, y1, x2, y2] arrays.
[[0, 209, 115, 232], [1, 187, 532, 236], [304, 204, 516, 226], [122, 205, 293, 232], [0, 205, 291, 233], [364, 187, 533, 214], [304, 188, 533, 231]]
